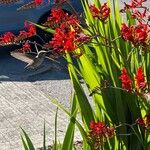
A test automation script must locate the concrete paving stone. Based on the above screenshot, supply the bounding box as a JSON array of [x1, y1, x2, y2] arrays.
[[0, 133, 7, 143], [1, 79, 79, 150], [0, 112, 6, 122], [1, 108, 19, 119], [3, 81, 58, 113], [0, 55, 82, 150], [3, 131, 19, 143], [0, 119, 14, 129], [0, 95, 23, 116], [0, 143, 12, 150]]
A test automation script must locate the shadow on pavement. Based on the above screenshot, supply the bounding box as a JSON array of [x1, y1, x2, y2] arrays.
[[0, 51, 69, 82]]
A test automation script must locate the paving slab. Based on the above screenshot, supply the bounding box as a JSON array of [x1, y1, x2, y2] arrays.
[[0, 54, 81, 150]]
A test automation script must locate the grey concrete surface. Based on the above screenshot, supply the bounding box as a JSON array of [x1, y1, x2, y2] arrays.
[[0, 53, 82, 150]]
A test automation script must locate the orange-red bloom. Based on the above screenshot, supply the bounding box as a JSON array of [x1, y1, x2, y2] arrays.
[[121, 23, 149, 45], [34, 0, 43, 6], [119, 68, 133, 91], [89, 3, 110, 21], [122, 0, 147, 11], [135, 66, 147, 90], [88, 121, 115, 149], [0, 32, 16, 45], [47, 8, 69, 23], [22, 42, 31, 53], [50, 27, 76, 53], [133, 23, 149, 45], [136, 115, 150, 130], [50, 25, 94, 53], [121, 23, 133, 41]]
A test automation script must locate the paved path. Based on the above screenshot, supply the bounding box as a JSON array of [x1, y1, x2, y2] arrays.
[[0, 54, 81, 150]]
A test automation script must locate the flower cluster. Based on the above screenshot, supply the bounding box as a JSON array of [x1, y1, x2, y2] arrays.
[[89, 3, 110, 22], [121, 0, 147, 11], [47, 8, 69, 24], [136, 114, 150, 131], [120, 0, 150, 49], [46, 8, 95, 54], [0, 22, 36, 45], [0, 32, 16, 44], [50, 25, 93, 53], [14, 41, 31, 53], [34, 0, 43, 6], [50, 27, 76, 53], [135, 66, 147, 90], [22, 42, 31, 52], [119, 66, 147, 92], [43, 8, 80, 31], [119, 68, 133, 91], [121, 23, 149, 46], [88, 121, 115, 149], [17, 22, 36, 41]]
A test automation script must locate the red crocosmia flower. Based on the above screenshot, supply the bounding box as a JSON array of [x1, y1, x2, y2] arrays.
[[15, 42, 31, 53], [90, 3, 110, 21], [133, 23, 148, 45], [18, 31, 29, 39], [121, 23, 133, 41], [135, 66, 147, 90], [121, 0, 147, 16], [90, 121, 106, 135], [119, 68, 133, 91], [34, 0, 43, 6], [47, 8, 68, 23], [24, 21, 36, 35], [131, 0, 147, 8], [123, 0, 147, 10], [14, 22, 36, 42], [17, 25, 36, 41], [121, 23, 149, 45], [46, 8, 80, 31], [50, 25, 95, 54], [89, 5, 100, 18], [0, 32, 16, 44], [22, 42, 31, 53], [88, 121, 115, 148], [100, 3, 110, 21], [50, 27, 76, 53], [136, 115, 150, 130], [27, 25, 36, 36], [23, 21, 36, 37], [64, 39, 75, 52], [16, 30, 34, 42]]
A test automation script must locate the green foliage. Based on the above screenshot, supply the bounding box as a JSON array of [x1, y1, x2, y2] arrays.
[[21, 128, 35, 150], [19, 0, 150, 149]]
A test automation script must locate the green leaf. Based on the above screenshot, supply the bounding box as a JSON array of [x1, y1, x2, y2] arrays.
[[66, 52, 95, 126], [49, 96, 87, 142], [28, 21, 55, 34], [43, 120, 46, 150], [54, 108, 58, 150], [21, 128, 35, 150], [21, 135, 29, 150], [62, 93, 77, 150]]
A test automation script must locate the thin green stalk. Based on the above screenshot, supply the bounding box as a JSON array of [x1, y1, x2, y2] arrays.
[[54, 108, 58, 150]]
